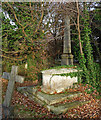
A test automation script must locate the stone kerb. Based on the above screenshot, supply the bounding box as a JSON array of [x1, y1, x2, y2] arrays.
[[41, 68, 78, 94]]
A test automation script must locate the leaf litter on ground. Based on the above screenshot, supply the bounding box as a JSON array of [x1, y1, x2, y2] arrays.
[[2, 78, 101, 119]]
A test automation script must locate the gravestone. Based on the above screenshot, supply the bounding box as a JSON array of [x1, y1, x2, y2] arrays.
[[61, 15, 73, 65], [41, 68, 79, 94], [2, 66, 25, 118], [17, 66, 84, 115]]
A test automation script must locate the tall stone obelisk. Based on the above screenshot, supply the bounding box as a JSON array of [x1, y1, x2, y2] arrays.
[[61, 15, 73, 65]]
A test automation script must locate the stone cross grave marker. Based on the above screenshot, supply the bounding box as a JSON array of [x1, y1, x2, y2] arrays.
[[2, 66, 25, 117]]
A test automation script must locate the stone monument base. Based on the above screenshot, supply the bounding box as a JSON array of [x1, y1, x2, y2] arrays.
[[17, 86, 90, 115], [61, 53, 73, 65]]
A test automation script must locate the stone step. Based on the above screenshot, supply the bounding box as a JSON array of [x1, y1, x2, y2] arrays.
[[47, 100, 90, 115], [17, 86, 82, 105], [17, 86, 90, 115]]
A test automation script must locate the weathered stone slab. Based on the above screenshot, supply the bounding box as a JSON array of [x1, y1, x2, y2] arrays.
[[41, 68, 78, 94], [17, 86, 90, 115], [17, 86, 81, 105], [18, 86, 81, 105], [47, 100, 90, 115]]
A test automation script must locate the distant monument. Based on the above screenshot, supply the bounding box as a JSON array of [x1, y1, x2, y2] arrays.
[[61, 15, 73, 65]]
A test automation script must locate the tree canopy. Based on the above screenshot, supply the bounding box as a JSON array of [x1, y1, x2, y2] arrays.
[[1, 2, 101, 92]]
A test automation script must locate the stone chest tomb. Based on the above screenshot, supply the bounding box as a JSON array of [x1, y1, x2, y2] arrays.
[[41, 68, 78, 94]]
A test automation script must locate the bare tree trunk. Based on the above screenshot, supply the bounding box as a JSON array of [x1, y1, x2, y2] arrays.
[[76, 1, 83, 55]]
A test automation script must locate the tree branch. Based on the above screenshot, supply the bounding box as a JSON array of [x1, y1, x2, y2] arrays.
[[33, 3, 44, 36], [0, 55, 25, 61], [7, 2, 28, 37], [29, 2, 34, 22]]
